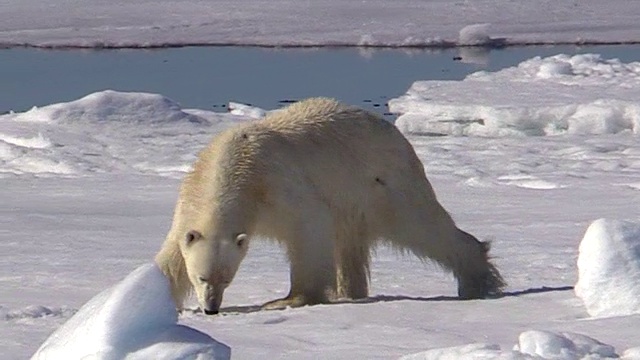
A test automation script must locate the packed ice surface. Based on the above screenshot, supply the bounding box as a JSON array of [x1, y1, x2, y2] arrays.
[[31, 263, 230, 360], [575, 219, 640, 318], [1, 1, 640, 48], [2, 55, 640, 358], [389, 54, 640, 137]]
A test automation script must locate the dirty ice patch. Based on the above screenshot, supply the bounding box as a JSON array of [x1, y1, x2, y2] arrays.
[[575, 219, 640, 318], [389, 54, 640, 136], [31, 263, 230, 360], [401, 330, 618, 360]]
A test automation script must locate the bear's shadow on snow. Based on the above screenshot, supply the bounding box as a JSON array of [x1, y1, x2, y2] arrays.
[[336, 285, 574, 305], [206, 285, 574, 315]]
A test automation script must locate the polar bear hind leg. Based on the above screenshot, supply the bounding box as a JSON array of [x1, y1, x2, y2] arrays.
[[335, 239, 371, 300], [375, 174, 505, 299], [389, 202, 505, 299]]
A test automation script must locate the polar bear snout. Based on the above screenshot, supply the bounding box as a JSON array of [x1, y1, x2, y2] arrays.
[[201, 293, 223, 315], [203, 308, 219, 315], [199, 285, 225, 315]]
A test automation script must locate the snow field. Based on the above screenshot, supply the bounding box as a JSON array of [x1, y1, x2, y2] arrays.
[[2, 52, 640, 358]]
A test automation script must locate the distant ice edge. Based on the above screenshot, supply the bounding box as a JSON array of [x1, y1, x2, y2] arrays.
[[390, 53, 640, 137]]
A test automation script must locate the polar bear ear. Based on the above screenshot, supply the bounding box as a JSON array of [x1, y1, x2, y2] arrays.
[[235, 233, 248, 248], [185, 230, 202, 245]]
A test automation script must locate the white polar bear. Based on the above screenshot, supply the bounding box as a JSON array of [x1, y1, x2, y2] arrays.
[[155, 98, 505, 314]]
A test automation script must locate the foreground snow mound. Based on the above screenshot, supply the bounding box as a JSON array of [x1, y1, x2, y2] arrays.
[[14, 90, 205, 125], [389, 54, 640, 136], [401, 330, 617, 359], [575, 219, 640, 317], [31, 263, 230, 360]]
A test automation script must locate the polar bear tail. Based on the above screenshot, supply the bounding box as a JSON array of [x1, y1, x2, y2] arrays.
[[453, 230, 506, 299]]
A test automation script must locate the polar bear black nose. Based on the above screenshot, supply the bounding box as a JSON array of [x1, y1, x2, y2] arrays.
[[204, 309, 219, 315]]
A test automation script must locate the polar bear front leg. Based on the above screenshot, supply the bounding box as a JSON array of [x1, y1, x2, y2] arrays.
[[262, 215, 336, 310]]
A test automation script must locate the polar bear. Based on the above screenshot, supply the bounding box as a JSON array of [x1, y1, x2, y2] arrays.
[[155, 98, 505, 315]]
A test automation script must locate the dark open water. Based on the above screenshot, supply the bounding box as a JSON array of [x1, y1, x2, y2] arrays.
[[1, 45, 640, 117]]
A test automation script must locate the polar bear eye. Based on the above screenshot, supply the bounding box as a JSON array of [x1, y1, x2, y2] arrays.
[[235, 233, 248, 248], [198, 276, 207, 283], [185, 230, 201, 245]]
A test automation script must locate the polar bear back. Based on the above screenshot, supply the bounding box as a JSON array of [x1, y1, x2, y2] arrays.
[[184, 98, 441, 238], [256, 97, 429, 184]]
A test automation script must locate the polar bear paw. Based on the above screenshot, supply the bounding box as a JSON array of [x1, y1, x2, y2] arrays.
[[261, 295, 320, 310]]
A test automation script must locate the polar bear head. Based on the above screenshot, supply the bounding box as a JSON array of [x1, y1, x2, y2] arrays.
[[181, 229, 249, 315]]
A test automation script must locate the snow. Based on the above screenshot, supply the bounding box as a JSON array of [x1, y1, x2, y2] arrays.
[[2, 51, 640, 358], [228, 102, 267, 119], [389, 54, 640, 136], [458, 24, 497, 47], [2, 1, 640, 48], [575, 219, 640, 318], [401, 330, 619, 360], [515, 331, 617, 359], [31, 263, 230, 360]]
